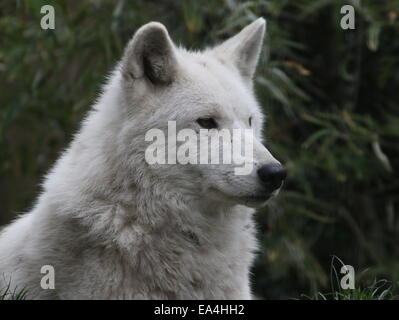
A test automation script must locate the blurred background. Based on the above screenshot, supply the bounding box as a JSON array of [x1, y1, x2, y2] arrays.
[[1, 0, 398, 299]]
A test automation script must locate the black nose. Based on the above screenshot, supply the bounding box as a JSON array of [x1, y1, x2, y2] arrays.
[[257, 163, 287, 192]]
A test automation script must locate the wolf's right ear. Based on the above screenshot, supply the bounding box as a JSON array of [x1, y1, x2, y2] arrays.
[[122, 22, 178, 85], [213, 18, 266, 81]]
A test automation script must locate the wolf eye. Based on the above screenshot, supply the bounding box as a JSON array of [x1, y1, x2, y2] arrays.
[[196, 117, 218, 129], [249, 116, 252, 127]]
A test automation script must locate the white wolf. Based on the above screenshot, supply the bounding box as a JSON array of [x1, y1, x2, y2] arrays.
[[0, 18, 286, 299]]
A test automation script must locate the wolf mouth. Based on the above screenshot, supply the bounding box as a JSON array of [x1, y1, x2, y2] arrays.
[[243, 194, 271, 204], [246, 194, 271, 201]]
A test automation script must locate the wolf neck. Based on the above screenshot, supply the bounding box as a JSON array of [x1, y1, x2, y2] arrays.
[[42, 147, 241, 253]]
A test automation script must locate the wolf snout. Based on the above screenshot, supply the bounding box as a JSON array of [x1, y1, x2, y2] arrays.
[[257, 163, 287, 193]]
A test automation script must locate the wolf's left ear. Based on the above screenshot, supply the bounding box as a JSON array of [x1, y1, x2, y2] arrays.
[[213, 18, 266, 80], [122, 22, 178, 85]]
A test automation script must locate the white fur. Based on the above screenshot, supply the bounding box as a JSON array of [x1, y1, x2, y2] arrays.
[[0, 18, 281, 299]]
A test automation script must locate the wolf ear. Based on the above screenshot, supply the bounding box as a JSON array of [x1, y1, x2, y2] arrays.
[[213, 18, 266, 80], [122, 22, 178, 85]]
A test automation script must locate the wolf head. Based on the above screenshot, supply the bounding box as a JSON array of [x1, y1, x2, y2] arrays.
[[113, 18, 286, 208]]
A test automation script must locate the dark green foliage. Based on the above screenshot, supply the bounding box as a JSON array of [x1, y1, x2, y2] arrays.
[[0, 0, 398, 299], [302, 256, 398, 300], [0, 277, 27, 300]]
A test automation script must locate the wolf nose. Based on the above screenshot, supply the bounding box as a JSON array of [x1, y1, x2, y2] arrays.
[[257, 163, 287, 192]]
